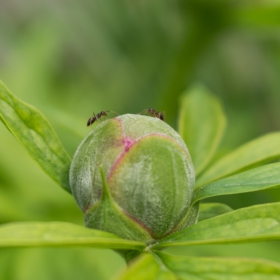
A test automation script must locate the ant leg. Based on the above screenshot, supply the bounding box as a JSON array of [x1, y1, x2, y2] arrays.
[[139, 109, 149, 115], [158, 112, 165, 121]]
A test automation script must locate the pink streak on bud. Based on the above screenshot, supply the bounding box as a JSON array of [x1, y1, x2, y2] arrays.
[[123, 137, 134, 152], [106, 137, 135, 181]]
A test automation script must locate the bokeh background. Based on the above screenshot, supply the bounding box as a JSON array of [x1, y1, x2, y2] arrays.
[[1, 0, 280, 279]]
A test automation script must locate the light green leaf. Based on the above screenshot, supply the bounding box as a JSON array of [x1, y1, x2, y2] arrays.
[[198, 203, 232, 222], [196, 132, 280, 188], [194, 163, 280, 203], [0, 81, 71, 192], [117, 253, 177, 280], [0, 222, 145, 251], [154, 202, 280, 248], [156, 251, 280, 280], [178, 84, 226, 176]]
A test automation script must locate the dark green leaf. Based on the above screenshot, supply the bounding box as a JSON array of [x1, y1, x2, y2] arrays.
[[178, 84, 226, 176], [0, 81, 71, 192]]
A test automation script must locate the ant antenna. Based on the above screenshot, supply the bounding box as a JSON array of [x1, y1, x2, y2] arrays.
[[105, 110, 119, 116]]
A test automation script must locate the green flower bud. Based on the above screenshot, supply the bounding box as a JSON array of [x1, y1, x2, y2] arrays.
[[70, 114, 196, 243]]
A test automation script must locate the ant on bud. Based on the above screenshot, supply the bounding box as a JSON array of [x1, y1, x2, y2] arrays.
[[139, 108, 165, 121], [87, 110, 119, 127]]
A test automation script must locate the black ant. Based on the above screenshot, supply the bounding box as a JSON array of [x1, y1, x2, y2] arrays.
[[87, 110, 119, 127], [140, 108, 165, 121]]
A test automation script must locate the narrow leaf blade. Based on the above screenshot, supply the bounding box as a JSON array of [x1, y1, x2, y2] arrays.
[[196, 132, 280, 188], [198, 203, 232, 222], [0, 222, 145, 251], [178, 84, 226, 176], [156, 252, 280, 280], [154, 202, 280, 248], [194, 163, 280, 203], [0, 81, 71, 192]]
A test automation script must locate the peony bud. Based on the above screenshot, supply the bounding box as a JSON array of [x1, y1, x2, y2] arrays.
[[69, 114, 195, 243]]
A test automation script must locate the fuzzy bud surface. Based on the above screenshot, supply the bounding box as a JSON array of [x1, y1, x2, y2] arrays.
[[70, 114, 195, 242]]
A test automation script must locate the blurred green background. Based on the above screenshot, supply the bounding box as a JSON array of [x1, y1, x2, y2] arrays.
[[1, 0, 280, 279]]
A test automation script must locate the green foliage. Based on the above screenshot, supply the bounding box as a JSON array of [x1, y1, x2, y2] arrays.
[[1, 81, 280, 279], [158, 251, 280, 280], [0, 222, 145, 250], [1, 0, 280, 278], [117, 253, 177, 280], [0, 81, 71, 193], [118, 252, 280, 280], [198, 203, 232, 222], [154, 203, 280, 248], [196, 133, 280, 188], [194, 163, 280, 203], [178, 84, 226, 176]]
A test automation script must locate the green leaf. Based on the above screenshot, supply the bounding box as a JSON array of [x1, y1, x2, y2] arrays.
[[154, 202, 280, 248], [196, 132, 280, 188], [117, 253, 177, 280], [0, 222, 145, 251], [119, 251, 280, 279], [0, 81, 71, 192], [198, 203, 232, 222], [178, 84, 226, 176], [193, 163, 280, 203], [156, 251, 280, 280], [0, 114, 11, 132]]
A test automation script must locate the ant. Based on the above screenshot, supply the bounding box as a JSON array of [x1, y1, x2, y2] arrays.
[[140, 108, 165, 121], [87, 110, 119, 126]]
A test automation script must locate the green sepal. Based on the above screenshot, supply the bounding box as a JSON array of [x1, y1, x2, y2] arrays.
[[170, 201, 200, 234], [107, 134, 195, 239], [84, 167, 152, 243]]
